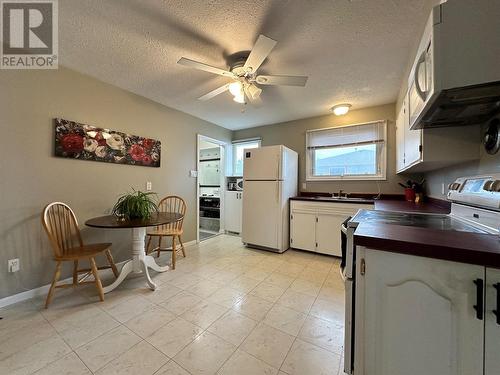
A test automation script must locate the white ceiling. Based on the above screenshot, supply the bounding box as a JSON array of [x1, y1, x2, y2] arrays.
[[59, 0, 436, 130]]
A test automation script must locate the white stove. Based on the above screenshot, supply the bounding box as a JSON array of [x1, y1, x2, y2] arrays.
[[342, 174, 500, 374]]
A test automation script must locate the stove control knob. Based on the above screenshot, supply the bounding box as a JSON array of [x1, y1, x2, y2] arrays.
[[449, 182, 461, 191], [491, 180, 500, 192]]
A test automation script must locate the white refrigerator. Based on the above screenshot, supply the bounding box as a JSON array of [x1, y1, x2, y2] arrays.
[[241, 145, 298, 253]]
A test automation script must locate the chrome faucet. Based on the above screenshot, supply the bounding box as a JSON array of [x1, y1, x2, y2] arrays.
[[331, 189, 348, 198]]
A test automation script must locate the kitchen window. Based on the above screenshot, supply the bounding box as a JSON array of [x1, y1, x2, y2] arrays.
[[306, 121, 387, 181], [232, 138, 261, 176]]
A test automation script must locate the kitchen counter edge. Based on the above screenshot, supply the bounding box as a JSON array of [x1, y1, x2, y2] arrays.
[[354, 222, 500, 269]]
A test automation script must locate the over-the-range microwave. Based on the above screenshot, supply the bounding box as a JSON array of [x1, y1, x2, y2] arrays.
[[407, 0, 500, 130]]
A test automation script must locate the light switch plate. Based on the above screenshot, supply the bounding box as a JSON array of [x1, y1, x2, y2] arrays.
[[8, 258, 19, 273], [302, 182, 307, 190], [146, 181, 152, 191]]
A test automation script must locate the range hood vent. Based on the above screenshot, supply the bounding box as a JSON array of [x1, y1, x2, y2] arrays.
[[413, 81, 500, 129]]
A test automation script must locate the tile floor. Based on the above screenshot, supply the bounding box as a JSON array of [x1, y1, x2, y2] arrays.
[[0, 235, 346, 375]]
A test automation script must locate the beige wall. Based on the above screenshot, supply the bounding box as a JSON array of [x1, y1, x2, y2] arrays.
[[423, 122, 500, 199], [0, 67, 231, 298], [233, 104, 411, 194]]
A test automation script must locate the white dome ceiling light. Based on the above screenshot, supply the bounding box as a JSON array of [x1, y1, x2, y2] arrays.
[[331, 103, 352, 116]]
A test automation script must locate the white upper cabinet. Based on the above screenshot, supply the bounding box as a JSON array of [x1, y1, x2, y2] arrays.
[[396, 96, 479, 174], [395, 102, 406, 172], [396, 96, 423, 172]]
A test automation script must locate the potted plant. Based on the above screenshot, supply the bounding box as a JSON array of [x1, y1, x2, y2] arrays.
[[112, 190, 159, 220]]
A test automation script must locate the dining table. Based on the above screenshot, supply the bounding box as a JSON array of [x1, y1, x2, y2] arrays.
[[85, 212, 183, 293]]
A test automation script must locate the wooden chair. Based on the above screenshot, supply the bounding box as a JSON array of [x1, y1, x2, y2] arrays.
[[41, 202, 119, 308], [146, 196, 187, 269]]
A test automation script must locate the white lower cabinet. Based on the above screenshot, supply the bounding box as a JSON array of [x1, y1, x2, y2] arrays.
[[290, 200, 372, 256], [224, 191, 243, 233], [485, 267, 500, 375], [289, 211, 316, 250], [354, 247, 494, 375], [316, 213, 347, 256]]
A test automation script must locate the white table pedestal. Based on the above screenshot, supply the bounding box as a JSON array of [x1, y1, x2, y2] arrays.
[[102, 227, 170, 294]]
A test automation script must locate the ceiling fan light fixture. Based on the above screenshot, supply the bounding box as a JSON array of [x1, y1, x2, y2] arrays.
[[331, 103, 352, 116], [233, 93, 245, 104], [247, 84, 262, 99], [228, 81, 243, 97]]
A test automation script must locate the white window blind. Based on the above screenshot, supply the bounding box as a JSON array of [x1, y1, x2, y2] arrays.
[[307, 121, 386, 149], [306, 120, 387, 181]]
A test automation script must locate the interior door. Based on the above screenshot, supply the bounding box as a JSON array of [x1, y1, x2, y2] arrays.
[[316, 213, 344, 256], [485, 267, 500, 375], [243, 146, 281, 180], [290, 211, 316, 251], [241, 180, 279, 249], [357, 249, 484, 375]]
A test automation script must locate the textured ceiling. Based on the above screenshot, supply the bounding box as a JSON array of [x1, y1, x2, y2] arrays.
[[59, 0, 436, 130]]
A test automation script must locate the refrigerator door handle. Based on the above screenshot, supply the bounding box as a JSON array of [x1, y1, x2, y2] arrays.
[[277, 154, 281, 180]]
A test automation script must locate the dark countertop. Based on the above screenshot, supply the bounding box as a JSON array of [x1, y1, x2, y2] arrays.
[[373, 199, 450, 214], [291, 195, 450, 213], [354, 222, 500, 268]]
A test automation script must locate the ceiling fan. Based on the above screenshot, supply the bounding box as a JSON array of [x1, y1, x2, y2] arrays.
[[177, 35, 308, 106]]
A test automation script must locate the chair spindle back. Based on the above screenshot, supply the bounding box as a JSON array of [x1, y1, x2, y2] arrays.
[[158, 196, 186, 232], [42, 202, 83, 258]]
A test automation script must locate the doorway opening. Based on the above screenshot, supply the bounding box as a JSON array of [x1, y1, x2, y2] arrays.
[[197, 135, 226, 242]]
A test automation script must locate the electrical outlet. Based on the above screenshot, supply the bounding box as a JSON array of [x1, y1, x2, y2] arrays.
[[301, 182, 307, 190], [146, 181, 152, 191], [190, 170, 198, 178], [8, 258, 19, 273], [441, 183, 445, 195]]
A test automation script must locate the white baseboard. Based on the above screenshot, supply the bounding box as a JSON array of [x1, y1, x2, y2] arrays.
[[0, 239, 198, 309]]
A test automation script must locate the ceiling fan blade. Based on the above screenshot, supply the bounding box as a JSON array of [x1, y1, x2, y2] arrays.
[[255, 75, 308, 87], [198, 84, 230, 101], [243, 35, 277, 73], [177, 57, 234, 78]]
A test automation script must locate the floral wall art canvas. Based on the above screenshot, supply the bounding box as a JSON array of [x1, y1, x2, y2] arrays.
[[54, 118, 161, 167]]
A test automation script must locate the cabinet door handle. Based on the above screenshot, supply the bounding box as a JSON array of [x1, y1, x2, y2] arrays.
[[493, 283, 500, 325], [473, 279, 484, 320]]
